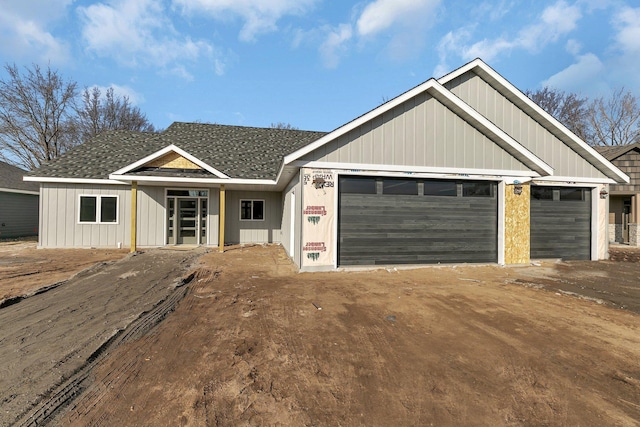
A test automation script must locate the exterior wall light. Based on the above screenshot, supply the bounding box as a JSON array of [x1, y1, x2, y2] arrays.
[[599, 188, 609, 199]]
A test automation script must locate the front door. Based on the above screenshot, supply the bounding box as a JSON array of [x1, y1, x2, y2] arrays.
[[166, 190, 209, 245], [177, 198, 198, 244]]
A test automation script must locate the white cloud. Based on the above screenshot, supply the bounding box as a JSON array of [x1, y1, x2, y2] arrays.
[[0, 0, 72, 64], [356, 0, 440, 37], [614, 7, 640, 54], [172, 0, 318, 42], [319, 24, 353, 69], [438, 0, 582, 67], [78, 0, 223, 78], [542, 52, 605, 92]]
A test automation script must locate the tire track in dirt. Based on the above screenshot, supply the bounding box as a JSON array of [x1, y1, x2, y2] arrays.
[[0, 249, 205, 427]]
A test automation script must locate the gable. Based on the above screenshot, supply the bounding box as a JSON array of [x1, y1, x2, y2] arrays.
[[300, 91, 532, 174], [145, 152, 202, 170], [442, 66, 618, 182]]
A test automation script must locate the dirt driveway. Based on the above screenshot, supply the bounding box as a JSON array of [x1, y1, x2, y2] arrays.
[[34, 245, 637, 427], [0, 246, 205, 426]]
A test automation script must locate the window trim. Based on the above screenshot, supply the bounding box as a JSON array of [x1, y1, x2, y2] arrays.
[[239, 199, 265, 221], [78, 194, 119, 224]]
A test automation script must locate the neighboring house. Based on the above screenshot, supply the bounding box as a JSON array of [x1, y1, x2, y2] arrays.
[[597, 143, 640, 246], [25, 59, 629, 270], [0, 161, 39, 239]]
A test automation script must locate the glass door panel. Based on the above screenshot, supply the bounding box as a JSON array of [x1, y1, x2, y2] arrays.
[[178, 198, 198, 244]]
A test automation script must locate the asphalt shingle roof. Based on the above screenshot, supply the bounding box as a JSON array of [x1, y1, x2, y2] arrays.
[[594, 143, 640, 161], [28, 123, 327, 181], [0, 161, 39, 192]]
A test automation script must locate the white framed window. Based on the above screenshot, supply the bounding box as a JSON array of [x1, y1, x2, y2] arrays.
[[240, 199, 265, 221], [78, 195, 119, 224]]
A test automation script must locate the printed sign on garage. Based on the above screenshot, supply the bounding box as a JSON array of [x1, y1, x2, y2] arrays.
[[301, 168, 335, 267]]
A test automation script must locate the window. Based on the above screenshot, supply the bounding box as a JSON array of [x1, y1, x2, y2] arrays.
[[559, 188, 584, 201], [339, 177, 377, 194], [167, 189, 208, 197], [79, 195, 118, 223], [240, 200, 264, 221], [424, 180, 457, 196], [462, 181, 493, 197], [383, 179, 418, 195], [531, 186, 553, 200]]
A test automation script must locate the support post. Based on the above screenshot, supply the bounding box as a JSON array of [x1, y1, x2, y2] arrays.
[[218, 184, 225, 252], [130, 181, 137, 253]]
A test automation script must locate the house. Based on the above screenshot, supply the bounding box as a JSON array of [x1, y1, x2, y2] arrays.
[[597, 143, 640, 246], [25, 59, 629, 270], [0, 161, 39, 239]]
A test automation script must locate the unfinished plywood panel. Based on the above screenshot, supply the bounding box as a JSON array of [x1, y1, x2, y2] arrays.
[[147, 152, 201, 169], [504, 183, 530, 264]]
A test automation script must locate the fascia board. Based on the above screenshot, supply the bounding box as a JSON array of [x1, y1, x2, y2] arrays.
[[439, 59, 630, 184], [0, 187, 39, 195], [111, 144, 230, 179], [283, 77, 552, 177], [533, 175, 617, 184], [23, 177, 127, 185], [291, 160, 541, 178], [108, 174, 276, 186]]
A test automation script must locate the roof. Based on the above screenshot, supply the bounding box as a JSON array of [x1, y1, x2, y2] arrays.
[[595, 143, 640, 161], [0, 161, 39, 193], [27, 123, 326, 181]]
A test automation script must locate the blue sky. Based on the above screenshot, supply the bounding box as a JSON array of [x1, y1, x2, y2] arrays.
[[1, 0, 639, 132]]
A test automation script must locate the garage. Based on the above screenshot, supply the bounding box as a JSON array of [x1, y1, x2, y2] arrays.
[[530, 186, 591, 260], [338, 176, 498, 266]]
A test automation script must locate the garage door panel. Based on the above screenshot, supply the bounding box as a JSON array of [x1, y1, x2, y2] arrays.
[[338, 177, 497, 266], [530, 187, 591, 260]]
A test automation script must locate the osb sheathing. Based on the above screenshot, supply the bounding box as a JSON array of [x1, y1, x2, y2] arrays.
[[146, 152, 201, 169], [504, 183, 530, 264]]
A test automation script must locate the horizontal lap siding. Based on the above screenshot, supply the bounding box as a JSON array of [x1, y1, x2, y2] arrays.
[[339, 191, 497, 265], [530, 190, 591, 260]]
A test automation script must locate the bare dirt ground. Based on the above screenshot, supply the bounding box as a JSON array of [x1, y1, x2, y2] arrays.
[[0, 240, 127, 304], [32, 245, 637, 427]]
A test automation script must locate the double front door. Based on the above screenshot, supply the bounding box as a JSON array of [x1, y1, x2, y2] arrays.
[[167, 195, 208, 245]]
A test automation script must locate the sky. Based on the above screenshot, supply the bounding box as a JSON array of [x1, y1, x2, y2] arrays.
[[1, 0, 639, 133]]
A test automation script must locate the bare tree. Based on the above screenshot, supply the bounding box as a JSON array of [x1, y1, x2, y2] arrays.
[[270, 122, 299, 130], [526, 87, 590, 142], [588, 87, 640, 146], [0, 64, 78, 170], [75, 86, 155, 143]]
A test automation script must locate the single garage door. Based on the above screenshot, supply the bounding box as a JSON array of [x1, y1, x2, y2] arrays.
[[530, 186, 591, 260], [338, 176, 498, 266]]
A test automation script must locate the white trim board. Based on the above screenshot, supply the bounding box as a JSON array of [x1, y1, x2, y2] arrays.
[[0, 187, 39, 195]]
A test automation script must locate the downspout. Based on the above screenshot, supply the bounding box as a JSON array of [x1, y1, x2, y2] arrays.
[[130, 181, 137, 252], [219, 184, 225, 252]]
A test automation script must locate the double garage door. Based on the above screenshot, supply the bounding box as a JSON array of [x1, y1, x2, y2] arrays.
[[338, 177, 592, 266], [338, 176, 498, 266]]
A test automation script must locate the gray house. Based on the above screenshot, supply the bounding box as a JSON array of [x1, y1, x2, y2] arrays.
[[26, 59, 629, 270], [0, 161, 39, 239], [597, 143, 640, 246]]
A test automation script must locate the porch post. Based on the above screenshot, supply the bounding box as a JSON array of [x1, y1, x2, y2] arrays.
[[218, 184, 225, 252], [130, 181, 138, 252]]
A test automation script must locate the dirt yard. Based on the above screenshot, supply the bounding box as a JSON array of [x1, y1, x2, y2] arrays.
[[0, 240, 127, 304], [2, 242, 639, 426]]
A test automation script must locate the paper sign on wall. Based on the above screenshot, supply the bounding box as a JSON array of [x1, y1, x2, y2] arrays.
[[301, 169, 335, 267]]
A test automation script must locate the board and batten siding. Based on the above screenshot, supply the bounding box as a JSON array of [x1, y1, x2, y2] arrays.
[[39, 183, 167, 248], [301, 92, 530, 173], [444, 72, 609, 180], [0, 192, 39, 238], [225, 191, 282, 244]]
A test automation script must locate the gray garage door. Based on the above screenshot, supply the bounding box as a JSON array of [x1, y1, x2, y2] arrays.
[[338, 176, 498, 266], [530, 186, 591, 260]]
